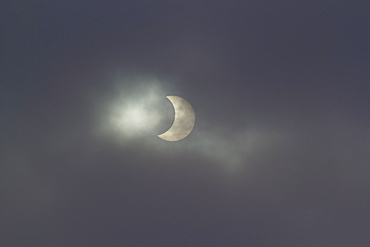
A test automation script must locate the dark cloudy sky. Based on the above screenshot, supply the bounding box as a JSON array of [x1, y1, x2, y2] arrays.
[[1, 1, 370, 246]]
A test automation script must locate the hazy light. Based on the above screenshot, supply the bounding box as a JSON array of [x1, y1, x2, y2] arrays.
[[112, 101, 160, 134], [106, 77, 167, 139]]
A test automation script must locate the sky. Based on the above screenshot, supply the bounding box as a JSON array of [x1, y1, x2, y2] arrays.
[[1, 1, 369, 246]]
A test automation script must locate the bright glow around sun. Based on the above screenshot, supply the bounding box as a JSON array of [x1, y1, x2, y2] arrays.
[[112, 102, 162, 136], [125, 106, 147, 127], [107, 79, 170, 139]]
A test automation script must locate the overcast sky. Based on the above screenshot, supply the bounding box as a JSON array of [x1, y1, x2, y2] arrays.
[[1, 1, 370, 246]]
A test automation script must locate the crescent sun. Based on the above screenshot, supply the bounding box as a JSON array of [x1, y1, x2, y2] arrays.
[[157, 96, 195, 142]]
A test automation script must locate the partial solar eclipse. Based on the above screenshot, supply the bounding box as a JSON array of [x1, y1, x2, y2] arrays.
[[157, 96, 195, 142]]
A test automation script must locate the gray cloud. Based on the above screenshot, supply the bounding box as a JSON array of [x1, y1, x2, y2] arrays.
[[1, 1, 369, 247]]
